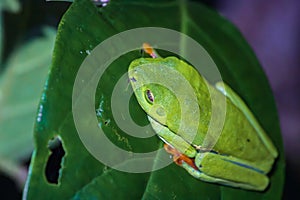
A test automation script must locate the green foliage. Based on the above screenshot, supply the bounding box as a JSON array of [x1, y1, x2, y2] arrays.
[[0, 0, 20, 13], [23, 0, 284, 199], [0, 0, 20, 65], [0, 27, 56, 181]]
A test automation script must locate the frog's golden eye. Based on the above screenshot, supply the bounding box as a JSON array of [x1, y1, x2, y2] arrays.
[[145, 89, 154, 104]]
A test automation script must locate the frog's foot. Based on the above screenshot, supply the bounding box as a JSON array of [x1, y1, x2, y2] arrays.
[[142, 43, 159, 58], [164, 144, 198, 170]]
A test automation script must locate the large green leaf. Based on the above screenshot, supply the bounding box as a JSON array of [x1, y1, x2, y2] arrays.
[[23, 0, 284, 199]]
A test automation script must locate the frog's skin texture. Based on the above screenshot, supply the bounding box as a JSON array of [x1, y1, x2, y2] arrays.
[[128, 56, 278, 191]]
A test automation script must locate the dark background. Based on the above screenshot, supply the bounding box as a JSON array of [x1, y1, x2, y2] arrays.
[[1, 0, 299, 199]]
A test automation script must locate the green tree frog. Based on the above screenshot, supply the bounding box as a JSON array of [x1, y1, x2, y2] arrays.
[[128, 43, 278, 191]]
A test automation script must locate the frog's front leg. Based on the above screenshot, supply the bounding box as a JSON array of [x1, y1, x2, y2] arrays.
[[148, 116, 197, 158], [163, 144, 198, 170]]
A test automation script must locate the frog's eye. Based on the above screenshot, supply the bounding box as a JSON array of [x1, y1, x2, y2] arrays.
[[145, 89, 154, 104]]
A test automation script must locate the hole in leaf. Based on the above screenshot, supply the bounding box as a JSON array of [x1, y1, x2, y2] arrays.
[[45, 136, 65, 184], [104, 119, 110, 126]]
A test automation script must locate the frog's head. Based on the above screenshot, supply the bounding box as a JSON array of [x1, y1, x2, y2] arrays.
[[128, 57, 181, 128]]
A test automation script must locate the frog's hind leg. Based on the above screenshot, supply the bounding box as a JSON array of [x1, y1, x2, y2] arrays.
[[190, 151, 269, 191]]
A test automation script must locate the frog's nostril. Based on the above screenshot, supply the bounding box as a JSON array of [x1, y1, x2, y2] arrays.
[[129, 77, 137, 82]]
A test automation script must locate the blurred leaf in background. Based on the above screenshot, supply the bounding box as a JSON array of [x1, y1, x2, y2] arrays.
[[0, 0, 20, 12], [0, 26, 56, 186], [0, 0, 20, 66], [23, 0, 284, 199]]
